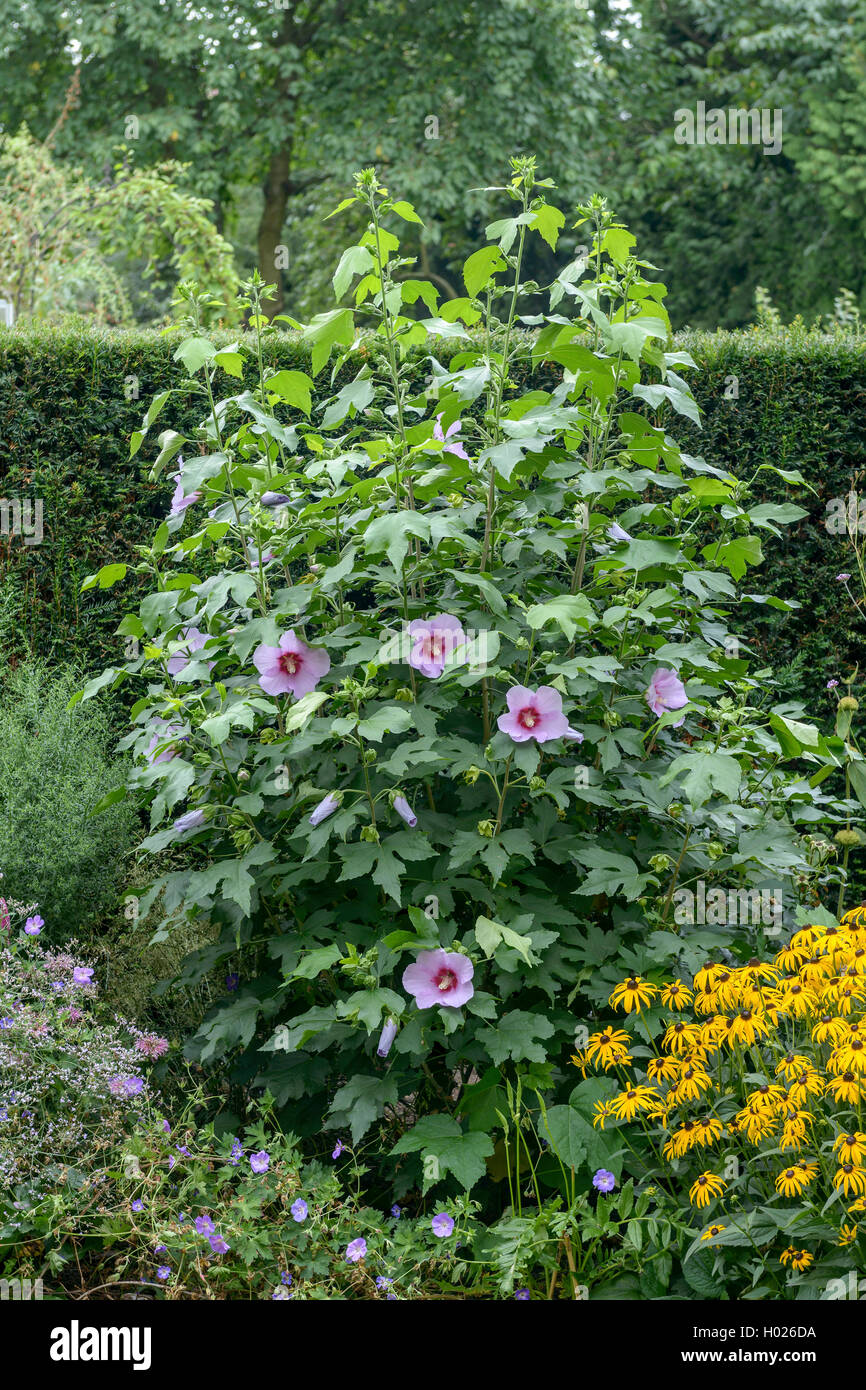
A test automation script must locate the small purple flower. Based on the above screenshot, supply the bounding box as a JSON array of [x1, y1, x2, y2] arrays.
[[837, 573, 852, 582], [226, 973, 240, 992], [168, 469, 202, 518], [250, 1150, 270, 1174], [376, 1276, 393, 1288], [607, 521, 632, 543], [433, 413, 469, 459], [156, 1266, 171, 1280], [0, 1018, 13, 1029], [291, 1198, 308, 1223], [173, 809, 206, 835], [195, 1215, 215, 1236], [345, 1237, 367, 1263], [261, 492, 291, 507], [593, 1168, 616, 1193], [131, 1200, 144, 1213], [209, 1234, 230, 1254], [72, 966, 94, 986], [154, 1244, 167, 1254], [229, 1137, 243, 1164], [827, 679, 840, 690], [431, 1212, 454, 1238], [515, 1288, 530, 1300], [391, 1204, 401, 1219], [166, 626, 209, 676], [280, 1271, 293, 1286], [272, 1286, 291, 1300], [392, 794, 417, 829], [24, 915, 44, 935], [331, 1140, 344, 1160], [309, 791, 341, 827]]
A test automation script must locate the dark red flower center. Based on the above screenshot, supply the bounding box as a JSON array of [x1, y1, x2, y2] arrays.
[[279, 651, 302, 676], [435, 968, 457, 993], [517, 705, 539, 729]]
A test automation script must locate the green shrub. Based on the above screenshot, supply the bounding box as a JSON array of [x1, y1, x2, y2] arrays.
[[0, 661, 138, 938], [2, 314, 866, 694]]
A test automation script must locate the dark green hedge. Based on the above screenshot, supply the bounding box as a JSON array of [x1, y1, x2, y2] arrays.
[[0, 320, 864, 700]]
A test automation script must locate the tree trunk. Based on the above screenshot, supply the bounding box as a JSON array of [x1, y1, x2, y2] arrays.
[[257, 145, 293, 319]]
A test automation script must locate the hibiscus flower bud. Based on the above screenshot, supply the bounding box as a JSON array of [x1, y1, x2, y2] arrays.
[[835, 828, 861, 847], [477, 820, 495, 839], [529, 775, 545, 791], [463, 766, 481, 785], [707, 841, 726, 861], [360, 825, 380, 843], [649, 853, 673, 872], [259, 728, 279, 744], [667, 802, 684, 819], [394, 687, 414, 702]]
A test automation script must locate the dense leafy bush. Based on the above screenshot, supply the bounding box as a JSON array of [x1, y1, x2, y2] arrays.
[[0, 662, 138, 938], [2, 305, 865, 689], [76, 162, 852, 1252]]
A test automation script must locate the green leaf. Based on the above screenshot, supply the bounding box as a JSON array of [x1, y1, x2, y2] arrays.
[[477, 1010, 555, 1066], [542, 1104, 589, 1170], [531, 204, 566, 250], [332, 245, 375, 301], [263, 369, 313, 415], [303, 308, 355, 377], [463, 245, 506, 299], [389, 200, 423, 224], [526, 594, 595, 640], [391, 1115, 493, 1191], [326, 1074, 399, 1145], [356, 706, 413, 742], [173, 336, 216, 374], [285, 690, 330, 734]]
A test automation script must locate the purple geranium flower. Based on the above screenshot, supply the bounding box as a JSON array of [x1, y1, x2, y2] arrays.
[[195, 1215, 215, 1236], [24, 915, 43, 935], [432, 1212, 454, 1238], [332, 1140, 344, 1160], [156, 1266, 171, 1280], [291, 1198, 308, 1223], [250, 1150, 270, 1174], [209, 1234, 230, 1254], [72, 966, 94, 986], [593, 1168, 616, 1193], [168, 472, 202, 518], [345, 1238, 367, 1263]]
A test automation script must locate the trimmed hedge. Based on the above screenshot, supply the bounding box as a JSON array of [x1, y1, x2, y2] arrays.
[[0, 320, 864, 699]]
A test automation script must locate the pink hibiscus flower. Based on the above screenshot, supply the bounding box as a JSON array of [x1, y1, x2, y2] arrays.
[[407, 613, 465, 679], [252, 630, 330, 699], [433, 413, 469, 459], [645, 667, 688, 725], [497, 686, 582, 744], [402, 949, 474, 1009]]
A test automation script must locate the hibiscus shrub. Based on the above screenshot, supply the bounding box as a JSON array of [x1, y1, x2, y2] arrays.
[[78, 161, 846, 1206]]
